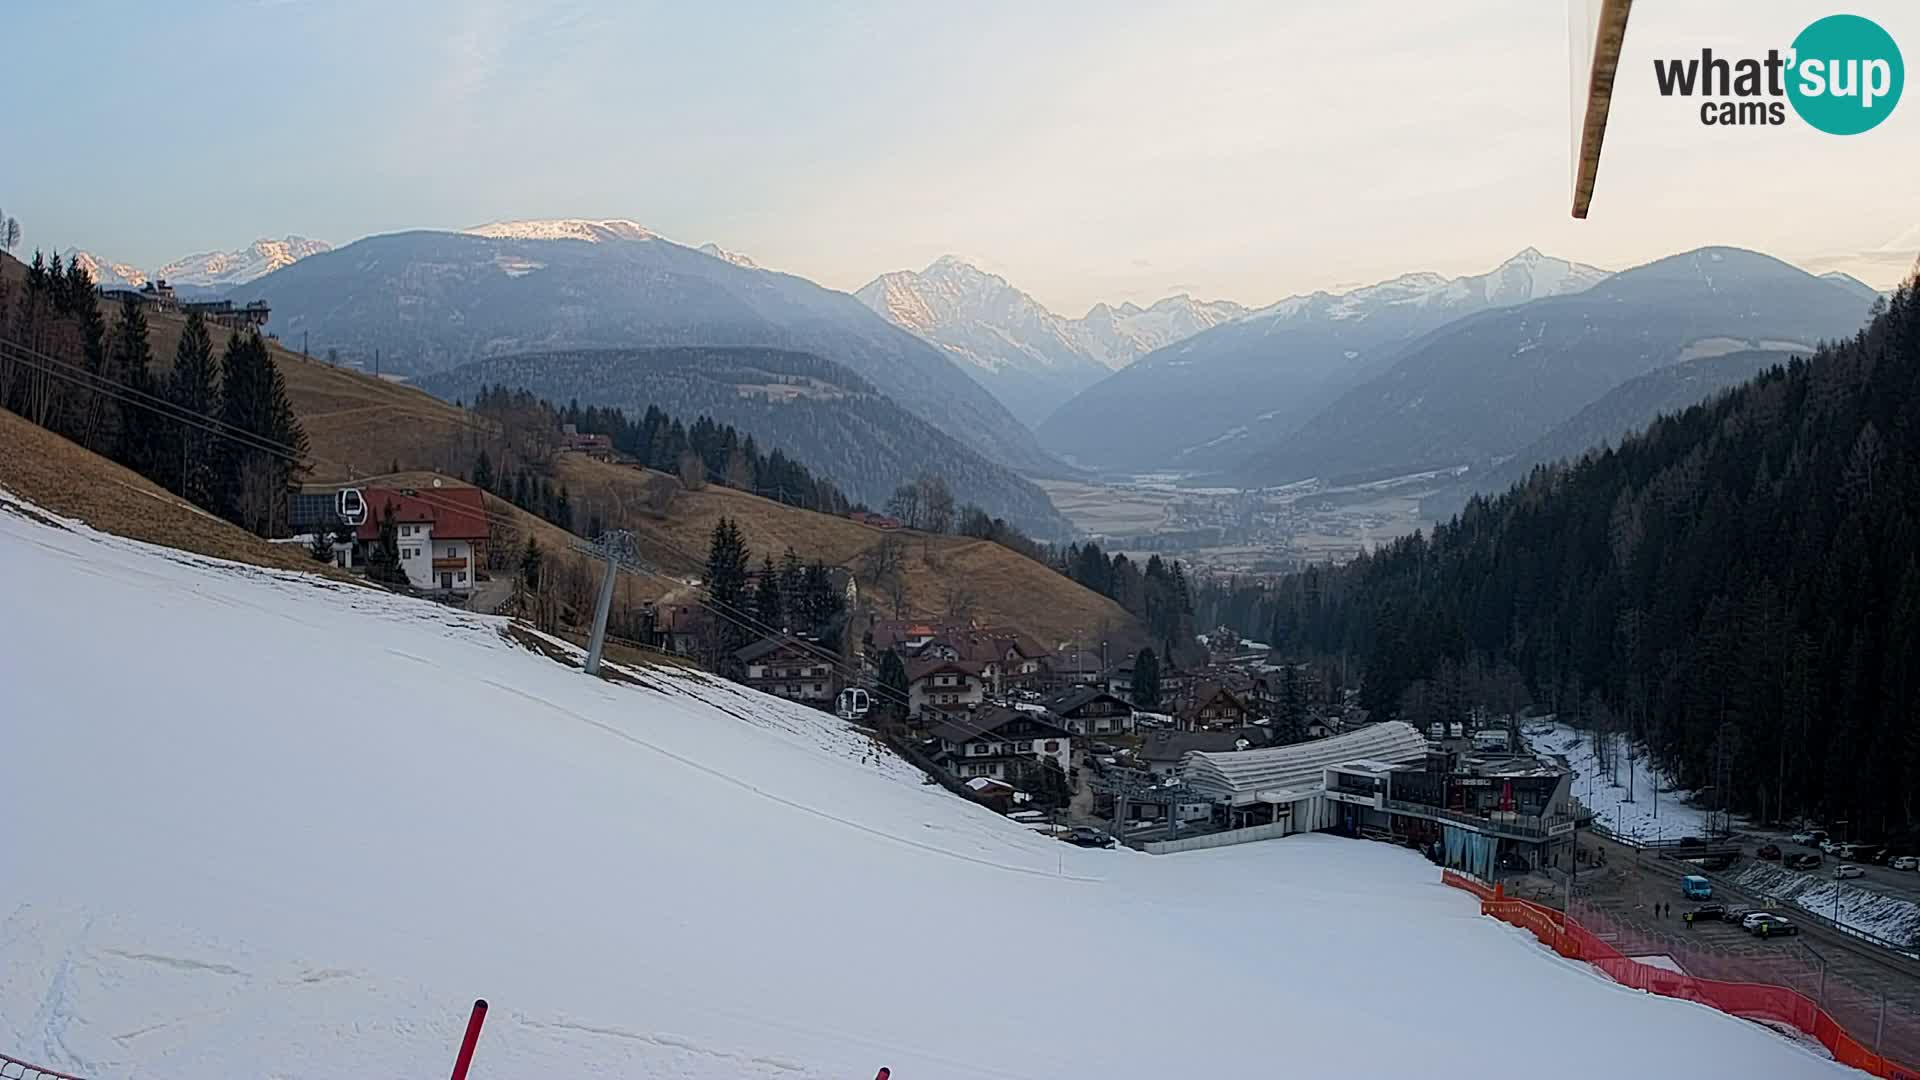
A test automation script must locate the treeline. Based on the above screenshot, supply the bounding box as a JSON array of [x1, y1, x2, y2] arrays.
[[0, 251, 306, 535], [1270, 279, 1920, 838], [1059, 540, 1198, 661], [467, 383, 852, 515]]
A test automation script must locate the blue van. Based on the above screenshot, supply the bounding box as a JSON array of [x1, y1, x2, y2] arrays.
[[1681, 875, 1713, 900]]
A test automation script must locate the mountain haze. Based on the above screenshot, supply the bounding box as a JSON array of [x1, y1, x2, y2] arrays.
[[1237, 247, 1877, 486], [239, 225, 1065, 479], [1039, 249, 1610, 473], [855, 256, 1244, 427]]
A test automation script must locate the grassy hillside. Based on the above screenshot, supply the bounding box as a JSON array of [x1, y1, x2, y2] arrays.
[[0, 407, 359, 580], [1, 252, 1140, 648], [553, 454, 1143, 651]]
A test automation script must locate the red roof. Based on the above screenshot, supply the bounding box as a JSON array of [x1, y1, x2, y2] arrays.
[[354, 486, 489, 542]]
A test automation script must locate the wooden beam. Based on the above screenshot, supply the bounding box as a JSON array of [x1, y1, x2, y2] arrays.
[[1572, 0, 1634, 219]]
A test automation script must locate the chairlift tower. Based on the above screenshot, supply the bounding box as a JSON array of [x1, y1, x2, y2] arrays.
[[580, 529, 636, 677]]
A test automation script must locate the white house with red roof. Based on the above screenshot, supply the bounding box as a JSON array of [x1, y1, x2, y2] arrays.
[[355, 487, 489, 593]]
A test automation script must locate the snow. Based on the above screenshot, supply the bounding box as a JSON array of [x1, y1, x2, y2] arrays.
[[463, 219, 657, 243], [1736, 864, 1920, 947], [1524, 722, 1717, 841], [1624, 953, 1689, 976], [0, 493, 1853, 1079]]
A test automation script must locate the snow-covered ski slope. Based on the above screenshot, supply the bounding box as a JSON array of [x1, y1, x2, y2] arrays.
[[0, 493, 1852, 1079]]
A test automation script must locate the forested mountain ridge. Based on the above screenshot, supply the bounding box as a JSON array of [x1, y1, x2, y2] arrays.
[[1261, 275, 1920, 837], [418, 346, 1073, 538], [1421, 347, 1800, 519]]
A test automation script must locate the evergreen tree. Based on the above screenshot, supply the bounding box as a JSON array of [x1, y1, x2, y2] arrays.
[[1276, 665, 1307, 745], [472, 449, 495, 493], [755, 554, 785, 631], [1130, 647, 1161, 709], [556, 484, 574, 532], [109, 294, 160, 477], [364, 506, 408, 586], [165, 310, 220, 507], [704, 516, 752, 664], [213, 332, 307, 535], [877, 648, 910, 723]]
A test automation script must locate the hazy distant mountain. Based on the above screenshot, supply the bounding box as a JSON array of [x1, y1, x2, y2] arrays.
[[855, 257, 1112, 427], [855, 255, 1244, 427], [1039, 248, 1610, 472], [418, 346, 1072, 538], [1818, 270, 1886, 304], [1422, 347, 1803, 520], [1236, 247, 1876, 488], [1071, 294, 1250, 370], [243, 223, 1064, 479], [66, 236, 330, 293]]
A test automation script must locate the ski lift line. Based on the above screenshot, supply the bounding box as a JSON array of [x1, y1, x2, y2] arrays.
[[0, 339, 310, 464], [0, 336, 313, 462]]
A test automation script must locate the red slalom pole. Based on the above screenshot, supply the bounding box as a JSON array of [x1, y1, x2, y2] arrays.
[[449, 998, 489, 1080], [875, 1069, 891, 1080]]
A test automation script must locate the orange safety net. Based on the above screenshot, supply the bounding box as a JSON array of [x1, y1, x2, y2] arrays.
[[1441, 871, 1920, 1079]]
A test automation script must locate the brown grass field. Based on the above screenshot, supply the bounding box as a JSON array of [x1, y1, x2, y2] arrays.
[[554, 455, 1142, 651], [0, 407, 361, 580]]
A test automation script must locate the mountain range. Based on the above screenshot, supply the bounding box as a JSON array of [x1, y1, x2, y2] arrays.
[[237, 221, 1065, 485], [1234, 247, 1876, 487], [855, 256, 1246, 427], [68, 236, 331, 293], [1037, 248, 1611, 472]]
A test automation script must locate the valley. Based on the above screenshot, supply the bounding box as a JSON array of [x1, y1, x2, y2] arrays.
[[1039, 467, 1457, 573]]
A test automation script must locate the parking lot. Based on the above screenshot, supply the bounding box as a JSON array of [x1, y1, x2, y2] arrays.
[[1567, 833, 1920, 1064]]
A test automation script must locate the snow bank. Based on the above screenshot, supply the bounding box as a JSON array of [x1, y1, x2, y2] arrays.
[[0, 492, 1852, 1079], [1524, 721, 1717, 841], [1737, 864, 1920, 947]]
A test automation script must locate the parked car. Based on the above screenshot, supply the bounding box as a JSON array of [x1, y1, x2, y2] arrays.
[[1786, 852, 1823, 870], [1889, 855, 1919, 871], [1683, 904, 1726, 924], [1790, 831, 1816, 845], [1746, 914, 1800, 938], [1680, 875, 1713, 900], [1722, 906, 1753, 925], [1090, 742, 1117, 755], [1740, 911, 1780, 931], [1757, 844, 1782, 860], [1066, 826, 1113, 848], [1819, 838, 1841, 854], [1678, 836, 1705, 848], [1835, 864, 1865, 880]]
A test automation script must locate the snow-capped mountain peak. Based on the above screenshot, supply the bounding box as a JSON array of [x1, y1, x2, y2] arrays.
[[697, 242, 758, 269], [463, 218, 657, 243], [65, 250, 149, 289], [63, 236, 332, 291], [158, 236, 332, 288]]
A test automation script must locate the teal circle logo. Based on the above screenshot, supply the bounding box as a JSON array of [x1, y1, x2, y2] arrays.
[[1788, 14, 1903, 135]]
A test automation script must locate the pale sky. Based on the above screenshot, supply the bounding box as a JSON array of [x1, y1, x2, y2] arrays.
[[11, 0, 1917, 314]]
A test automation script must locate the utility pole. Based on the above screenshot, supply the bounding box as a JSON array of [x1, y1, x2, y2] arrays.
[[583, 529, 635, 677]]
